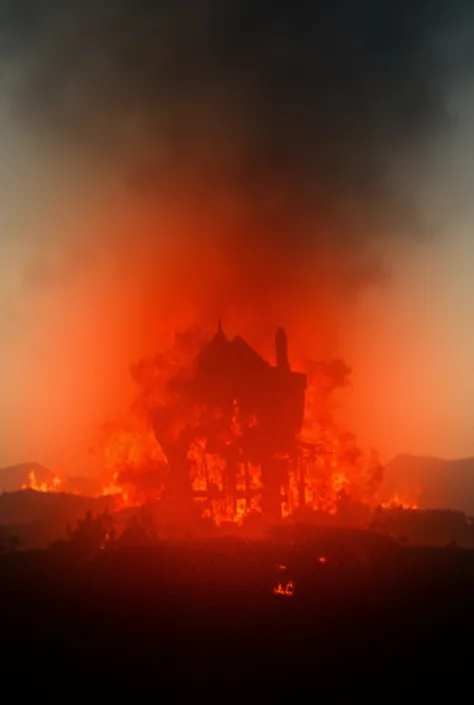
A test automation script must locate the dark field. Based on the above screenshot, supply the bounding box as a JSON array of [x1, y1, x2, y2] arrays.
[[1, 530, 472, 696]]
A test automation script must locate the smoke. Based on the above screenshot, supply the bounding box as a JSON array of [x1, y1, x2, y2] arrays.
[[1, 2, 470, 298], [0, 0, 472, 468]]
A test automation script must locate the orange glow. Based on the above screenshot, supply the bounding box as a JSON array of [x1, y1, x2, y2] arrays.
[[3, 194, 423, 522], [3, 174, 447, 510], [5, 186, 372, 477]]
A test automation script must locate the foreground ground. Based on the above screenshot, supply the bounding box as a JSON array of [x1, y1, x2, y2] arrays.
[[0, 531, 472, 696]]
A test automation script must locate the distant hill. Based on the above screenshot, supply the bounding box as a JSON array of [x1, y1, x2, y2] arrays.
[[385, 454, 474, 515], [4, 455, 474, 546], [0, 463, 56, 492], [0, 489, 121, 550], [0, 463, 105, 497]]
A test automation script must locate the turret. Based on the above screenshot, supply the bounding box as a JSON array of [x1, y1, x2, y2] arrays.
[[216, 318, 226, 341], [275, 327, 290, 371]]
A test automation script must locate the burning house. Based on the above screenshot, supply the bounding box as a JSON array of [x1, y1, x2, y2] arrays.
[[107, 320, 398, 528], [151, 323, 307, 525], [3, 321, 415, 539]]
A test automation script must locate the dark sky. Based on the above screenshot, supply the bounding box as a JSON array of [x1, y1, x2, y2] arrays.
[[1, 0, 471, 261]]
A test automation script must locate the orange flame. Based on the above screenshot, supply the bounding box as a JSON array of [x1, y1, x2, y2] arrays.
[[273, 580, 294, 597], [92, 419, 168, 507], [21, 470, 62, 493], [381, 493, 418, 510]]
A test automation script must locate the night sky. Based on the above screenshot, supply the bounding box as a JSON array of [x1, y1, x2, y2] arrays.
[[1, 0, 474, 472]]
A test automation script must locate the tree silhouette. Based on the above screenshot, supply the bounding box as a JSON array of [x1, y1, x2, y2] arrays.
[[0, 526, 6, 554], [118, 507, 157, 546], [0, 527, 19, 554], [68, 510, 116, 553], [8, 535, 19, 554]]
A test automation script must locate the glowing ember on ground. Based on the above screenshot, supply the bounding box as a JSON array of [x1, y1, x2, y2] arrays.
[[273, 580, 294, 597]]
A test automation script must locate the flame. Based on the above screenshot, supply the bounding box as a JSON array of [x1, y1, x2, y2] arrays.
[[273, 580, 294, 597], [100, 473, 133, 506], [92, 418, 168, 507], [381, 493, 418, 510], [21, 470, 62, 493]]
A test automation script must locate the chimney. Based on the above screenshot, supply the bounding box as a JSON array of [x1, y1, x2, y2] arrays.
[[215, 318, 226, 340], [275, 328, 290, 371]]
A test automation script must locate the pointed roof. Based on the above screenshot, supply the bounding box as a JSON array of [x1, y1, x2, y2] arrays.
[[191, 326, 272, 391]]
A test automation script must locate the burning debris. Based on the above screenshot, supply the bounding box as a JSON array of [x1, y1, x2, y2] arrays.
[[273, 580, 294, 597], [273, 562, 295, 597], [90, 321, 415, 529]]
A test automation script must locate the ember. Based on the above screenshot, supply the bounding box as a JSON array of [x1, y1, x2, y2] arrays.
[[273, 580, 294, 597]]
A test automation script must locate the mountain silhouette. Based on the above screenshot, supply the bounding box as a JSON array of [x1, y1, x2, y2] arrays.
[[0, 489, 119, 550], [0, 463, 55, 491], [385, 454, 474, 515]]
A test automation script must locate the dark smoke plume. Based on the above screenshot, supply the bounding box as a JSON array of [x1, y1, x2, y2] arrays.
[[0, 0, 471, 332]]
